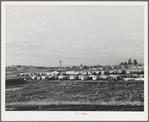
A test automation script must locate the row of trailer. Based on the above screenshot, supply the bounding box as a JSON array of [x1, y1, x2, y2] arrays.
[[26, 75, 112, 81], [16, 69, 144, 77], [22, 74, 144, 81], [16, 70, 144, 81]]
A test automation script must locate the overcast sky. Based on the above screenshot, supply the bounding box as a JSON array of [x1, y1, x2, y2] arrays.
[[6, 5, 144, 67]]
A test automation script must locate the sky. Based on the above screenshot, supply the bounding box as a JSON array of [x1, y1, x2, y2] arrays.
[[6, 5, 144, 67]]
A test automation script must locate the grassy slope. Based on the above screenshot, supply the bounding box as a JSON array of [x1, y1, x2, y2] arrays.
[[6, 80, 144, 106]]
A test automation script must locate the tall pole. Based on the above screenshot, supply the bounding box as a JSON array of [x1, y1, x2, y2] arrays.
[[60, 60, 61, 72]]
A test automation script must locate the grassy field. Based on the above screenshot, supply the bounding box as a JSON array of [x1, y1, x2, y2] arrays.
[[6, 78, 144, 111]]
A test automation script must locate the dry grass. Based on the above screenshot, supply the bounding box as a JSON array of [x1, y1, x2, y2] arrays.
[[6, 80, 144, 106]]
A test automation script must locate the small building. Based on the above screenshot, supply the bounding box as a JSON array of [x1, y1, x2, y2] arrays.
[[99, 75, 108, 80], [61, 72, 66, 75], [109, 74, 119, 80], [135, 78, 144, 81], [140, 74, 144, 78], [37, 76, 41, 80], [118, 70, 122, 74], [92, 75, 98, 81], [41, 76, 46, 80], [88, 75, 93, 80], [91, 71, 96, 75], [78, 75, 82, 80], [66, 71, 75, 75], [70, 75, 77, 80], [80, 71, 88, 75], [80, 75, 88, 80], [31, 75, 37, 80], [87, 71, 92, 75], [126, 70, 131, 74], [73, 71, 80, 75], [52, 71, 59, 76], [19, 73, 24, 76], [109, 70, 114, 74], [123, 78, 135, 81], [95, 71, 100, 75], [39, 73, 43, 76], [101, 71, 104, 75], [16, 73, 20, 76], [58, 75, 67, 80], [129, 66, 144, 72], [46, 72, 52, 76], [47, 76, 55, 80]]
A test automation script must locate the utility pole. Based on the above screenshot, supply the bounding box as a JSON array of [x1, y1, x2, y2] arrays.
[[60, 60, 61, 72]]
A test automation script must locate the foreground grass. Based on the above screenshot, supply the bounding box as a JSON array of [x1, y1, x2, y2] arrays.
[[6, 80, 144, 107]]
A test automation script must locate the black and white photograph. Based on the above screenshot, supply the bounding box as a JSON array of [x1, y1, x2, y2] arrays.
[[1, 1, 148, 121]]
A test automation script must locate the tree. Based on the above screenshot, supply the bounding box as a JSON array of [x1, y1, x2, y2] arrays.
[[128, 58, 133, 65], [133, 59, 138, 65], [124, 62, 127, 65], [83, 65, 88, 70], [120, 62, 124, 66], [80, 64, 83, 67]]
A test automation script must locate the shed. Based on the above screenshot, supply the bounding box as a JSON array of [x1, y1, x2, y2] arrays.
[[70, 75, 77, 80], [47, 76, 54, 80], [81, 75, 88, 80], [92, 75, 98, 81], [31, 75, 36, 80], [126, 70, 131, 74], [52, 71, 59, 76], [99, 75, 108, 80], [41, 76, 46, 80], [101, 71, 104, 75], [58, 75, 67, 80], [37, 76, 41, 80]]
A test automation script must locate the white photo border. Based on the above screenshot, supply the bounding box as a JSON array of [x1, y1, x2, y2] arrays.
[[1, 1, 148, 121]]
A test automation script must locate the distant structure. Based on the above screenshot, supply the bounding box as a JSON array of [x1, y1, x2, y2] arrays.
[[60, 60, 62, 72]]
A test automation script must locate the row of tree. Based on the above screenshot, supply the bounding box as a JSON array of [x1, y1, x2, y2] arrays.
[[71, 58, 141, 71], [120, 58, 138, 66]]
